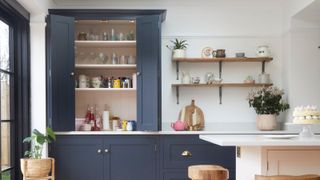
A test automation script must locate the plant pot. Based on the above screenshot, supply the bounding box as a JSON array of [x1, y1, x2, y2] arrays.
[[20, 158, 53, 178], [172, 49, 186, 58], [256, 114, 277, 131]]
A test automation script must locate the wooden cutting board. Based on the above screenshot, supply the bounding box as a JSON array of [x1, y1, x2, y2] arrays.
[[178, 100, 204, 131]]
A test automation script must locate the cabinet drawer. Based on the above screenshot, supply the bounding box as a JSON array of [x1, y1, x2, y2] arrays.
[[162, 136, 235, 170]]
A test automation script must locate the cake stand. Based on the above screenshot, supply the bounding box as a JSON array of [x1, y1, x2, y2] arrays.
[[287, 123, 318, 140]]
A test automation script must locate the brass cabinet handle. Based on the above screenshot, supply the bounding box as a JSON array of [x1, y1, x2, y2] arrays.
[[181, 150, 192, 157], [97, 149, 102, 154], [104, 149, 109, 153]]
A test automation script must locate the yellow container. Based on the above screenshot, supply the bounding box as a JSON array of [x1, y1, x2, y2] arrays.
[[113, 79, 121, 88]]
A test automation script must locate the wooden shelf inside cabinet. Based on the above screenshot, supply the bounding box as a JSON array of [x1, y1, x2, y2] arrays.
[[75, 20, 136, 25], [172, 83, 273, 105], [76, 88, 136, 92], [75, 40, 136, 48], [75, 64, 136, 69]]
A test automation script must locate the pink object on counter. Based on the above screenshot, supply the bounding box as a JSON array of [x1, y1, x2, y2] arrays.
[[171, 120, 187, 131]]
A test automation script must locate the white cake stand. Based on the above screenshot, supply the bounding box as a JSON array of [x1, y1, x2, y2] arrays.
[[287, 123, 318, 140]]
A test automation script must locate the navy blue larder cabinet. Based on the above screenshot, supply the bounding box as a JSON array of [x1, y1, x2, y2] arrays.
[[136, 15, 162, 131], [46, 15, 75, 131], [46, 10, 164, 131]]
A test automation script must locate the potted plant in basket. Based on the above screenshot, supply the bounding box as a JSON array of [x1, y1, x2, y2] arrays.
[[248, 86, 289, 130], [21, 128, 56, 178], [167, 38, 188, 58]]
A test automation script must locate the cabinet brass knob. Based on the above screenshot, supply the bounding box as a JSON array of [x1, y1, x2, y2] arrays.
[[136, 72, 141, 76], [70, 72, 75, 76], [97, 149, 102, 154], [104, 149, 109, 153], [181, 150, 192, 157]]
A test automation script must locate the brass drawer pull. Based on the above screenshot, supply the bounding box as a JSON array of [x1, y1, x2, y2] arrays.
[[181, 150, 192, 157]]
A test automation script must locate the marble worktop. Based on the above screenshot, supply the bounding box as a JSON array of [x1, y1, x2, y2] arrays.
[[199, 134, 320, 146]]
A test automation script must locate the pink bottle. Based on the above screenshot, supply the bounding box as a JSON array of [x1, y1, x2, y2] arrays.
[[171, 120, 186, 131]]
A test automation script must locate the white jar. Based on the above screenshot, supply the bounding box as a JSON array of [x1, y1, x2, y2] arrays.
[[256, 45, 271, 57], [79, 75, 88, 88], [173, 49, 186, 58]]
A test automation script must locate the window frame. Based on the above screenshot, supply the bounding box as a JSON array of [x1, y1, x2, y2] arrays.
[[0, 1, 30, 180]]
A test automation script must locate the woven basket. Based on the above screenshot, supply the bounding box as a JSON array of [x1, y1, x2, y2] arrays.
[[20, 158, 52, 177]]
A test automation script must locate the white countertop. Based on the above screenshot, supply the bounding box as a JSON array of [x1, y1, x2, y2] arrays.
[[199, 134, 320, 146], [56, 130, 302, 135]]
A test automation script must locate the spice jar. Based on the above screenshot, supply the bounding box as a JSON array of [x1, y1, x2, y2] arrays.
[[113, 78, 121, 88]]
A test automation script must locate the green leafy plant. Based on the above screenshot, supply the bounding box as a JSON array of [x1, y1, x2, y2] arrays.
[[23, 128, 56, 159], [166, 38, 188, 50], [248, 86, 289, 115]]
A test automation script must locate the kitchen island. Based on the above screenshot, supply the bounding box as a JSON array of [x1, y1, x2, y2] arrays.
[[200, 134, 320, 180]]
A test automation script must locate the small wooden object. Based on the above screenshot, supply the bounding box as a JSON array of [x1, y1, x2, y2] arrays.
[[21, 158, 55, 180], [188, 165, 229, 180], [255, 175, 320, 180], [178, 100, 204, 131]]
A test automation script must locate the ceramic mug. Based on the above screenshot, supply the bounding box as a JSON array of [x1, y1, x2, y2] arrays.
[[92, 77, 102, 88], [79, 75, 89, 88]]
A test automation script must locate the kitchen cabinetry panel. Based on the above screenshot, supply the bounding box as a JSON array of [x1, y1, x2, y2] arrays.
[[136, 15, 161, 131], [163, 170, 188, 180], [106, 136, 158, 180], [266, 148, 320, 176], [47, 14, 75, 131], [51, 136, 104, 180], [161, 135, 235, 180]]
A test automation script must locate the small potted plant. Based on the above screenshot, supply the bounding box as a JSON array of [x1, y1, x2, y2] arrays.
[[21, 128, 56, 178], [248, 86, 289, 130], [167, 38, 188, 58]]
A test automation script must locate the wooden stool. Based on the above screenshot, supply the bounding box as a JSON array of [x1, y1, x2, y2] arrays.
[[188, 165, 229, 180], [255, 174, 320, 180]]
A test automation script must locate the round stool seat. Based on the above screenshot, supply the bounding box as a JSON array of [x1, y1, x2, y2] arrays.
[[188, 165, 229, 180]]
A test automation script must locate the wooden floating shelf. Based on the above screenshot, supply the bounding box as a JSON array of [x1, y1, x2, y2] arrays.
[[172, 57, 273, 63], [172, 83, 273, 87], [75, 64, 136, 69], [76, 88, 136, 91], [75, 40, 136, 47]]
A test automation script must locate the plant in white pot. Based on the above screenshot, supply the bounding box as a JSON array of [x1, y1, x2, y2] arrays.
[[21, 128, 56, 178], [167, 38, 188, 58], [248, 86, 289, 131]]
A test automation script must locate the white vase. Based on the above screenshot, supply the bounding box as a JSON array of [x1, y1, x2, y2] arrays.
[[256, 114, 277, 131], [173, 49, 186, 58]]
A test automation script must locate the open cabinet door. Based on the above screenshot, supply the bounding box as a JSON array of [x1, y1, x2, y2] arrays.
[[46, 15, 75, 131], [136, 15, 162, 131]]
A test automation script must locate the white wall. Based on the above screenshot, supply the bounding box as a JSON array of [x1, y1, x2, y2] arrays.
[[19, 0, 320, 131]]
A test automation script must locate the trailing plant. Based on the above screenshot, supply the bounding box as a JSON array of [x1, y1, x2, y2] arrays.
[[166, 38, 188, 50], [23, 128, 56, 159], [247, 86, 289, 115]]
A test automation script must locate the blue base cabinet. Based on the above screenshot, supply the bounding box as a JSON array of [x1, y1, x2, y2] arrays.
[[51, 136, 159, 180], [160, 136, 236, 180], [51, 135, 235, 180]]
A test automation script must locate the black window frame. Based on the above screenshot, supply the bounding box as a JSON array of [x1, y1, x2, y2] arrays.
[[0, 1, 30, 180]]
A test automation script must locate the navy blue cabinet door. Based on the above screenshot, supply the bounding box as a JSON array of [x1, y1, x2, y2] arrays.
[[46, 15, 75, 131], [136, 15, 162, 131], [51, 136, 104, 180], [105, 136, 158, 180]]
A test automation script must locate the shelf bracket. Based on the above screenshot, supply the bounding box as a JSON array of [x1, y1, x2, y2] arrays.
[[219, 61, 222, 79], [176, 61, 180, 80], [219, 86, 222, 105], [176, 86, 180, 104], [262, 61, 266, 73]]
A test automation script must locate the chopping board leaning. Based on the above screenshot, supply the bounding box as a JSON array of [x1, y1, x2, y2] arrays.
[[179, 100, 205, 131]]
